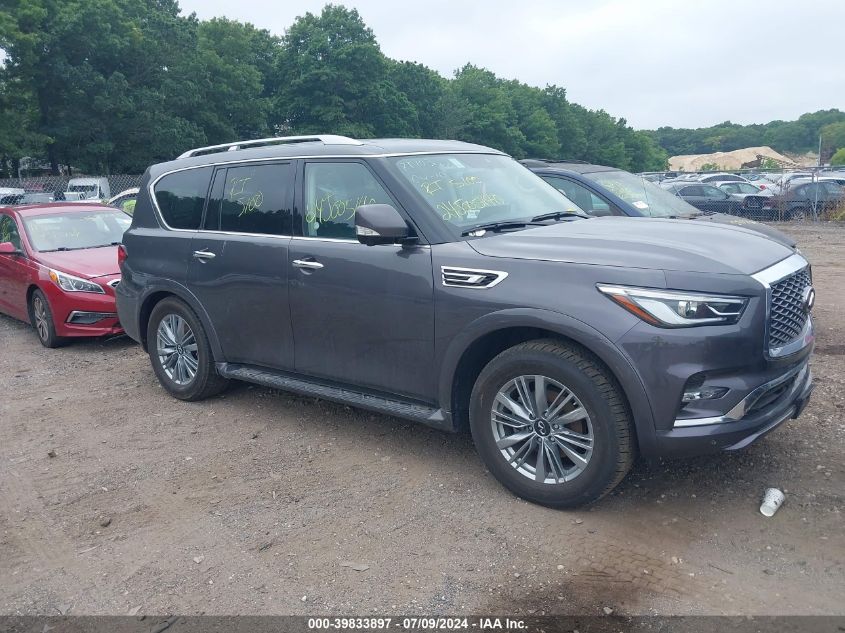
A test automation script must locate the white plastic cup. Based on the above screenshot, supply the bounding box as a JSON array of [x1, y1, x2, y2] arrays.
[[760, 488, 785, 517]]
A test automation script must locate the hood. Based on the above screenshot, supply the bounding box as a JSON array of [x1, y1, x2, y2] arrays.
[[690, 213, 796, 248], [35, 246, 120, 279], [468, 217, 793, 275]]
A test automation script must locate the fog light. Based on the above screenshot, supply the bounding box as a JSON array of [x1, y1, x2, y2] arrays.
[[682, 386, 729, 403]]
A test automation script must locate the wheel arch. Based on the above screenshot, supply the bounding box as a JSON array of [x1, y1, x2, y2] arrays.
[[137, 285, 224, 360], [440, 309, 656, 454]]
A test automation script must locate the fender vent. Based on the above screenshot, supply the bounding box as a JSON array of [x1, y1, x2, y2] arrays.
[[441, 266, 508, 289]]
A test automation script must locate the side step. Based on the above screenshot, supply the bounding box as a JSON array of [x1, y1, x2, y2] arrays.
[[217, 363, 453, 432]]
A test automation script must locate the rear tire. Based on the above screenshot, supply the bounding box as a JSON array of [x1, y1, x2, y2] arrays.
[[469, 339, 635, 508], [29, 289, 63, 348], [147, 297, 228, 401]]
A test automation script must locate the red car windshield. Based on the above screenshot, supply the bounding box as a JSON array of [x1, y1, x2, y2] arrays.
[[23, 210, 131, 252]]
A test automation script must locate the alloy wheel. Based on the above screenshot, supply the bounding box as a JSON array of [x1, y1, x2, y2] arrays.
[[33, 296, 49, 342], [491, 375, 594, 484], [156, 314, 199, 386]]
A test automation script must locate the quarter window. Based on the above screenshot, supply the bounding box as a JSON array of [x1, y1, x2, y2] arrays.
[[303, 162, 393, 239], [0, 214, 22, 249], [153, 167, 213, 229], [206, 163, 293, 235]]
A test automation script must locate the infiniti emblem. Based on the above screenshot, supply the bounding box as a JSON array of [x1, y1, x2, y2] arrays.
[[534, 419, 551, 437], [802, 286, 815, 314]]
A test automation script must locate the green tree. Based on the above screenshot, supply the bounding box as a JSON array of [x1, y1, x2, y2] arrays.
[[387, 60, 446, 137], [831, 148, 845, 166], [191, 18, 279, 144], [0, 0, 212, 173], [273, 5, 415, 137], [447, 64, 524, 156]]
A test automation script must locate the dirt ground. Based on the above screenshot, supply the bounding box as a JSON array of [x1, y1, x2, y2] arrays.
[[0, 223, 842, 617]]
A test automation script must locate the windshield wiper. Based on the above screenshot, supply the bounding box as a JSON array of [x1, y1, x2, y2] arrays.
[[40, 246, 77, 252], [89, 242, 123, 248], [460, 220, 545, 237], [531, 210, 589, 222]]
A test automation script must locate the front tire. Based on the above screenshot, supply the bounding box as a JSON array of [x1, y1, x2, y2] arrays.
[[469, 339, 634, 508], [147, 297, 228, 401], [29, 289, 63, 348]]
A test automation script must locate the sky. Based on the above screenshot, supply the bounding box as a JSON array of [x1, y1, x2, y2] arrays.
[[178, 0, 844, 130]]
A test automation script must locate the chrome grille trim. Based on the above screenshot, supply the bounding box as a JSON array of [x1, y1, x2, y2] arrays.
[[752, 253, 813, 357], [441, 266, 508, 289], [768, 268, 811, 348]]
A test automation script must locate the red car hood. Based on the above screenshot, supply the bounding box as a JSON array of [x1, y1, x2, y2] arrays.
[[35, 246, 120, 279]]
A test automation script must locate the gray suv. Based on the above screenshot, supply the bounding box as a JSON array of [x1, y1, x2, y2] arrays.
[[116, 136, 815, 507]]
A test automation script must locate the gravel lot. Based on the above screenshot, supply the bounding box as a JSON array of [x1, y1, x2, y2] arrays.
[[0, 223, 842, 617]]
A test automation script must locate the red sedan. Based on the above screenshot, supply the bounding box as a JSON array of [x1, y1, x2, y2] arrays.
[[0, 203, 130, 347]]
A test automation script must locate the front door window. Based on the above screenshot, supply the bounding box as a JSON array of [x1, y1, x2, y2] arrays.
[[303, 162, 393, 239]]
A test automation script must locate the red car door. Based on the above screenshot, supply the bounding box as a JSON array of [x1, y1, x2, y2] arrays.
[[0, 211, 32, 321]]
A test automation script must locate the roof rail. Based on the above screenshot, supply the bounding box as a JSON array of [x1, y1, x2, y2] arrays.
[[177, 135, 364, 159]]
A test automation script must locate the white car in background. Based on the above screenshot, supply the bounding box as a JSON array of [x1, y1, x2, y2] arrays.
[[108, 187, 139, 215]]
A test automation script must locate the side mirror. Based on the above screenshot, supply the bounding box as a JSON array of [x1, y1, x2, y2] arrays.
[[0, 241, 22, 256], [355, 204, 410, 246]]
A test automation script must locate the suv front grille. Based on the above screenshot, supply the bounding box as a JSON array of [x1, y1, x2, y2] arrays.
[[768, 268, 811, 349]]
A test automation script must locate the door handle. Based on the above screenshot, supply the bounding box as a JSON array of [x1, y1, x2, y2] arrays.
[[292, 259, 324, 271], [192, 249, 216, 261]]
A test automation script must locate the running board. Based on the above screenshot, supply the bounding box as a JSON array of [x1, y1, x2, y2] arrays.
[[216, 363, 453, 432]]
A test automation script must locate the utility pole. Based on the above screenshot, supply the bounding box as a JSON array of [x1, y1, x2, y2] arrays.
[[818, 134, 823, 168]]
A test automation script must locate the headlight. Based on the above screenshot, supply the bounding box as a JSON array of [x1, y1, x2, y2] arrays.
[[596, 284, 747, 327], [48, 269, 105, 294]]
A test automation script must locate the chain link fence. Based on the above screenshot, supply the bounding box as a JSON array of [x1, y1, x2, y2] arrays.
[[638, 167, 845, 222], [0, 175, 141, 206]]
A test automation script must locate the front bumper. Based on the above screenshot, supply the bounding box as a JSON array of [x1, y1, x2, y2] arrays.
[[40, 280, 124, 338], [651, 360, 813, 457]]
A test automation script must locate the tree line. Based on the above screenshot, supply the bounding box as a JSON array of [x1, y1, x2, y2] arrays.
[[0, 1, 669, 176], [647, 110, 845, 163]]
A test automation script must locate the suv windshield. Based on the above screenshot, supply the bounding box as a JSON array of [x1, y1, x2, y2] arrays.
[[584, 170, 700, 218], [386, 154, 584, 235], [23, 210, 131, 252]]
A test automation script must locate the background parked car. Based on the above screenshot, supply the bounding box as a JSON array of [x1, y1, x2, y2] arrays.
[[108, 187, 139, 215], [0, 203, 128, 347], [763, 181, 845, 220], [0, 187, 26, 205], [524, 160, 796, 247], [660, 181, 738, 214], [697, 172, 751, 184]]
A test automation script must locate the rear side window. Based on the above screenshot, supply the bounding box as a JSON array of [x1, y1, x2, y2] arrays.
[[207, 163, 293, 236], [680, 186, 703, 196], [153, 167, 213, 229]]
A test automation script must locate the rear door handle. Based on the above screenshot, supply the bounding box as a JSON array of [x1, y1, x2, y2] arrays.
[[292, 259, 324, 271], [192, 249, 216, 261]]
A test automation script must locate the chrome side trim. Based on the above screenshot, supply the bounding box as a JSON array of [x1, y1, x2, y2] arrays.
[[674, 363, 808, 428], [751, 253, 809, 288], [441, 266, 508, 289]]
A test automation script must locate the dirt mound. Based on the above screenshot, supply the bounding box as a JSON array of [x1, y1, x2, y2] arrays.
[[669, 146, 799, 171]]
